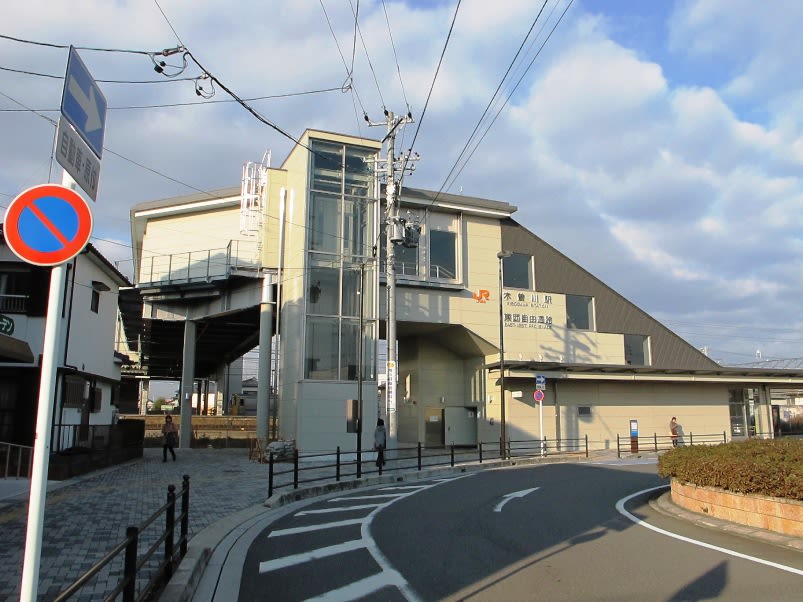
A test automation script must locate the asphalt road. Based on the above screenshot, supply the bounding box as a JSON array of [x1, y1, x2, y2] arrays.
[[236, 462, 803, 601]]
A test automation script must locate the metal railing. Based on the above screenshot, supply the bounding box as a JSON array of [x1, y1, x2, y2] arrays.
[[137, 240, 260, 287], [616, 431, 727, 458], [0, 441, 33, 479], [266, 436, 589, 498], [54, 475, 190, 602], [0, 294, 28, 313]]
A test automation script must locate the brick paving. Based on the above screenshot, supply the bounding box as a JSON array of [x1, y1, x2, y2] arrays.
[[0, 448, 283, 601]]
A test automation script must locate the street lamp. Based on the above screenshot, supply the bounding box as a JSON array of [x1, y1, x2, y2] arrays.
[[497, 250, 512, 459]]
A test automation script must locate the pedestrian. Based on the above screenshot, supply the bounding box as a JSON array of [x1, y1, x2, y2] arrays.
[[373, 418, 387, 468], [670, 416, 679, 447], [162, 414, 178, 462]]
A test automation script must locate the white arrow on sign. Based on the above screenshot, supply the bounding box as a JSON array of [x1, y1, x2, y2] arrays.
[[493, 487, 539, 512], [68, 76, 103, 133]]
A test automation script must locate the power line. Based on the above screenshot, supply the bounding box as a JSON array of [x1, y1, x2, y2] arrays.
[[380, 0, 410, 113], [399, 0, 462, 188], [436, 0, 549, 197], [0, 65, 197, 84]]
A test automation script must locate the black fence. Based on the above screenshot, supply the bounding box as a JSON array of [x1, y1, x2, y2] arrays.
[[267, 436, 589, 498], [54, 475, 190, 602], [616, 431, 727, 458]]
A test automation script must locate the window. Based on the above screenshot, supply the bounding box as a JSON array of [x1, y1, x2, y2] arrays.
[[429, 230, 457, 279], [305, 317, 339, 379], [305, 140, 378, 381], [0, 268, 31, 313], [90, 290, 100, 313], [624, 334, 650, 365], [566, 294, 593, 330], [578, 406, 592, 417], [502, 253, 532, 289]]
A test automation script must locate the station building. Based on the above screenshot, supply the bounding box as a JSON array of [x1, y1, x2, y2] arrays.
[[124, 128, 803, 452]]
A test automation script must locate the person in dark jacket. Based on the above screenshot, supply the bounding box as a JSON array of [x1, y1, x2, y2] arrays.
[[373, 418, 387, 467]]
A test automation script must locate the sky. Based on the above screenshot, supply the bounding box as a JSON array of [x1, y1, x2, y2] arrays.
[[2, 0, 803, 371]]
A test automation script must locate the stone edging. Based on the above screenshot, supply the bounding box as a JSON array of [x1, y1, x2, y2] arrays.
[[670, 478, 803, 537]]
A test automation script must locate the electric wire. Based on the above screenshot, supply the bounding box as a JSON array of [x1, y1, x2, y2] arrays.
[[0, 65, 198, 84], [398, 0, 462, 189], [348, 0, 386, 110], [436, 0, 549, 197], [318, 0, 368, 125], [380, 0, 410, 112], [445, 0, 575, 189]]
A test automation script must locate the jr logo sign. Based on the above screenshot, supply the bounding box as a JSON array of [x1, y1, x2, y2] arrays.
[[472, 289, 490, 303]]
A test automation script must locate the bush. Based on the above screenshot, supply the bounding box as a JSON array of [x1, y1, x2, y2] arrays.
[[658, 438, 803, 500]]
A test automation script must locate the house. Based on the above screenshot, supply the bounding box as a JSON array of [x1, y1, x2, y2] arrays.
[[0, 224, 131, 454], [126, 128, 803, 453]]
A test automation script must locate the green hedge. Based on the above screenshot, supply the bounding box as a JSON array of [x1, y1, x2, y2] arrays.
[[658, 438, 803, 501]]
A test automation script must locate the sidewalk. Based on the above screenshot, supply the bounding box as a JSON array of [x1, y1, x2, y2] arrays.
[[0, 448, 280, 600]]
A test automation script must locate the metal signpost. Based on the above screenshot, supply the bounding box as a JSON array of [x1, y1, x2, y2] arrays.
[[14, 46, 102, 602], [535, 375, 546, 456], [6, 182, 94, 601]]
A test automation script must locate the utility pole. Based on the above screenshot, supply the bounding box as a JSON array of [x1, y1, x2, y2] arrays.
[[368, 110, 415, 451]]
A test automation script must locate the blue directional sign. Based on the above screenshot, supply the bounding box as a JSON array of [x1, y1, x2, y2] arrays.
[[60, 46, 107, 159], [535, 374, 546, 390]]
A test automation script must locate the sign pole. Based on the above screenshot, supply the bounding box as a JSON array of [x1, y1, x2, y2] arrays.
[[20, 262, 67, 601]]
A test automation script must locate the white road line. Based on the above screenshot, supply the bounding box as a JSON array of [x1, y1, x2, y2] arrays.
[[297, 504, 382, 515], [268, 518, 364, 537], [379, 485, 427, 490], [304, 569, 409, 602], [259, 539, 366, 573], [329, 493, 404, 502], [616, 486, 803, 577]]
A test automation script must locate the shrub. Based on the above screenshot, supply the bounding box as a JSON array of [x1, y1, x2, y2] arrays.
[[658, 438, 803, 500]]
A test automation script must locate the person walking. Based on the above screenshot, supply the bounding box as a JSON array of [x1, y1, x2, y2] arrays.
[[670, 416, 679, 447], [373, 418, 387, 468], [162, 414, 178, 461]]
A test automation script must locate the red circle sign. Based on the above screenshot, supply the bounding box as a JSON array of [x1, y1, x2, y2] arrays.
[[4, 184, 93, 266], [534, 390, 545, 402]]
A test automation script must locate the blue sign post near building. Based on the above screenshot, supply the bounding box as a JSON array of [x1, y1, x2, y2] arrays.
[[61, 46, 107, 158], [56, 46, 106, 201]]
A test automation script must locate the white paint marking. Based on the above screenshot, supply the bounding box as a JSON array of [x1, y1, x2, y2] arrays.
[[268, 518, 364, 537], [616, 486, 803, 577], [494, 487, 540, 513], [259, 539, 365, 573], [297, 504, 382, 516], [304, 569, 409, 601], [329, 493, 403, 502]]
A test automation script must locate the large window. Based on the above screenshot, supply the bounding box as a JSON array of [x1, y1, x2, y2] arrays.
[[502, 253, 532, 289], [305, 140, 377, 381], [429, 230, 456, 279], [624, 334, 650, 365], [566, 294, 594, 330]]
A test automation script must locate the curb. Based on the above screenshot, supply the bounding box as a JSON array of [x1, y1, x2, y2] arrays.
[[649, 491, 803, 552]]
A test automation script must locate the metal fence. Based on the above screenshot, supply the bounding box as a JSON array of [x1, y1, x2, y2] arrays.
[[0, 441, 33, 479], [616, 431, 727, 458], [54, 475, 190, 602], [266, 436, 589, 498]]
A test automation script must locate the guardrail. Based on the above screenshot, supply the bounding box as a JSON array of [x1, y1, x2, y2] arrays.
[[54, 475, 190, 602], [616, 432, 727, 458], [266, 437, 589, 498], [0, 441, 33, 479]]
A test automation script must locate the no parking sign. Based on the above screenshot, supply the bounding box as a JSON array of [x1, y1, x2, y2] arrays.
[[4, 184, 93, 266]]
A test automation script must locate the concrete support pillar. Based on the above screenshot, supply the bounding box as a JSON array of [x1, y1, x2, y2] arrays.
[[179, 320, 196, 448], [257, 275, 274, 441], [758, 384, 773, 437], [139, 380, 149, 415]]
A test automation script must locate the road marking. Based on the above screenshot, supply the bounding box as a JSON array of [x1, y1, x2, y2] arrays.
[[329, 493, 402, 502], [297, 504, 382, 515], [304, 569, 409, 602], [616, 486, 803, 577], [268, 518, 364, 537], [494, 487, 540, 513], [259, 539, 366, 573]]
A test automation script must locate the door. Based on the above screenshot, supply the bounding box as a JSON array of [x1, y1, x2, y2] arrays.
[[444, 406, 478, 446], [424, 408, 444, 447]]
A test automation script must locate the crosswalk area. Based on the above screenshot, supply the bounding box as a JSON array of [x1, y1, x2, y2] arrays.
[[245, 477, 470, 601]]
